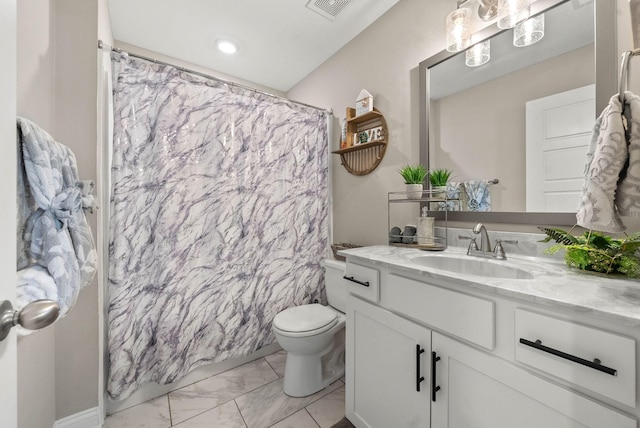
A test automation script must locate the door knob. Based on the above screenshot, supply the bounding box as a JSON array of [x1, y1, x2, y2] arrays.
[[0, 299, 60, 341]]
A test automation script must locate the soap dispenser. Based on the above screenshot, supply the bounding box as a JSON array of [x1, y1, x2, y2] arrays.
[[416, 207, 435, 245]]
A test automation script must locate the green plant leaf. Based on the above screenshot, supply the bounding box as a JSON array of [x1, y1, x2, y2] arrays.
[[589, 234, 611, 250], [541, 226, 640, 278], [399, 164, 427, 184], [428, 168, 452, 186], [537, 227, 579, 245]]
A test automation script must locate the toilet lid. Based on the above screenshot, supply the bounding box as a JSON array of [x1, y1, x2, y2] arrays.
[[273, 304, 338, 333]]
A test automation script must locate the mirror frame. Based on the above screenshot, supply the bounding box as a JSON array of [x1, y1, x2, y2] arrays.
[[419, 0, 616, 225]]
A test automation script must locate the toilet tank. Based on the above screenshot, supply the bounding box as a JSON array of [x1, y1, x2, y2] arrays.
[[321, 258, 347, 313]]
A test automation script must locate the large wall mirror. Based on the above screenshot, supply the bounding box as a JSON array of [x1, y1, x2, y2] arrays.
[[419, 0, 617, 225]]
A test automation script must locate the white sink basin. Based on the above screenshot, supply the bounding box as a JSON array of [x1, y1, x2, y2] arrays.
[[410, 255, 535, 279]]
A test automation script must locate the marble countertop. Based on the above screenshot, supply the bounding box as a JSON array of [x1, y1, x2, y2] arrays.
[[339, 245, 640, 327]]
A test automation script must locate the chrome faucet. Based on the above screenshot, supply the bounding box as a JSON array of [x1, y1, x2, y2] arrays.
[[472, 223, 491, 252], [464, 223, 518, 260]]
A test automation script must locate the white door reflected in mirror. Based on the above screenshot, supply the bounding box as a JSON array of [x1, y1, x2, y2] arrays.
[[525, 85, 595, 212]]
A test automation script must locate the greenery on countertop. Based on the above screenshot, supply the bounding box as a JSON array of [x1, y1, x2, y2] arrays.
[[539, 226, 640, 278], [399, 164, 428, 184], [429, 168, 452, 187]]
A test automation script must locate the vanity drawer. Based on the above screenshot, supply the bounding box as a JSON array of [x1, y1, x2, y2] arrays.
[[384, 274, 494, 349], [515, 309, 636, 407], [344, 263, 379, 303]]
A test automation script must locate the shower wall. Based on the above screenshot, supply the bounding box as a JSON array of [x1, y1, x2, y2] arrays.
[[107, 55, 329, 400]]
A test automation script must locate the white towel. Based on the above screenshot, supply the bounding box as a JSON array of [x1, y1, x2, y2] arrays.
[[576, 92, 640, 232], [16, 266, 59, 337], [616, 92, 640, 216]]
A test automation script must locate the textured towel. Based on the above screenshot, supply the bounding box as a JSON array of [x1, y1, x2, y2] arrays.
[[576, 92, 640, 232], [17, 117, 97, 316], [16, 266, 59, 337], [464, 180, 491, 212], [437, 181, 462, 211], [616, 92, 640, 216]]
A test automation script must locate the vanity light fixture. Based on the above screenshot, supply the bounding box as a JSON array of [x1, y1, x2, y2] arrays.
[[477, 0, 498, 21], [513, 14, 544, 47], [497, 0, 531, 29], [446, 2, 472, 52], [466, 40, 491, 67], [215, 39, 239, 55]]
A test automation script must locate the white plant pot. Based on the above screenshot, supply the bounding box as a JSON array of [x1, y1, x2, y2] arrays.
[[406, 183, 423, 200], [431, 185, 447, 199]]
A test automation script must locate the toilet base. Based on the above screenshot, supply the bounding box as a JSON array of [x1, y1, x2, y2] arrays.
[[282, 329, 345, 397]]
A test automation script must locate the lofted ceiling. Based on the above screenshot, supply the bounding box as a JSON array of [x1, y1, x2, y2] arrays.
[[108, 0, 400, 92]]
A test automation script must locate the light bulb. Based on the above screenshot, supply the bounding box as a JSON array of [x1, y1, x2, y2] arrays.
[[446, 7, 472, 52], [466, 40, 491, 67], [513, 14, 544, 47], [216, 39, 238, 55], [497, 0, 530, 29]]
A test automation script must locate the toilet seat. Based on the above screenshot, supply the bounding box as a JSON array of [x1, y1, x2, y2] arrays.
[[273, 304, 339, 337]]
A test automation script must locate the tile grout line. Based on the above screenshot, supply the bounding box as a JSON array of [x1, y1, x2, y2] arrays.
[[168, 358, 282, 427], [169, 352, 283, 397], [302, 407, 322, 428], [166, 394, 174, 427], [262, 356, 281, 379], [264, 354, 285, 378], [233, 399, 250, 428], [236, 377, 343, 428]]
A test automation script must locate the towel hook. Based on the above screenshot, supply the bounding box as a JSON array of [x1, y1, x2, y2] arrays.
[[619, 49, 640, 106], [619, 51, 632, 105]]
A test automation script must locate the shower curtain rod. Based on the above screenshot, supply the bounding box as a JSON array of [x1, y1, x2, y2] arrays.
[[97, 39, 333, 115]]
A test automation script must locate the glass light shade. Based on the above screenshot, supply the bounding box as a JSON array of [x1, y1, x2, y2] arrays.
[[497, 0, 530, 29], [446, 8, 472, 52], [513, 14, 544, 47], [465, 40, 491, 67]]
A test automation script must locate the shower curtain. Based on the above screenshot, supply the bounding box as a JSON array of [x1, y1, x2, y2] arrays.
[[107, 53, 329, 400]]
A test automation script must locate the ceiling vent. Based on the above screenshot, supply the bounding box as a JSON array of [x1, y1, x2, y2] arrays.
[[306, 0, 352, 21]]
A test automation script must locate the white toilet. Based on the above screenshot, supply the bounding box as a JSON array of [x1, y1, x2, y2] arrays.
[[272, 258, 347, 397]]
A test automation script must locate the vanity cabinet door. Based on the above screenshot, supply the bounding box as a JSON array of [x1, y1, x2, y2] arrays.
[[346, 297, 431, 428], [431, 332, 636, 428]]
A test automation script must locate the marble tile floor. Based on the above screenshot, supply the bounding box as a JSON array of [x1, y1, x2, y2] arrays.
[[104, 350, 346, 428]]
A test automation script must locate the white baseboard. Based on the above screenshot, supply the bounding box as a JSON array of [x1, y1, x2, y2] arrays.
[[53, 407, 102, 428]]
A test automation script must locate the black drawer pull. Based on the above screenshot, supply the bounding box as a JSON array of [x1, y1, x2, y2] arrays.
[[431, 351, 441, 401], [416, 344, 425, 392], [519, 338, 617, 377], [343, 276, 370, 287]]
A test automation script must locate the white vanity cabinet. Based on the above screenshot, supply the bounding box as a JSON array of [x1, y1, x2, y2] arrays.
[[346, 297, 431, 428], [431, 332, 635, 428], [343, 257, 638, 428]]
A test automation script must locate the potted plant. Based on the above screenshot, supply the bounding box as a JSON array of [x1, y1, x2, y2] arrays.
[[399, 164, 428, 199], [539, 227, 640, 278], [429, 168, 452, 197]]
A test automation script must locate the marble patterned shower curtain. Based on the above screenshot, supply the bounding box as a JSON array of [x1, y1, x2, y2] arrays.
[[107, 53, 329, 400]]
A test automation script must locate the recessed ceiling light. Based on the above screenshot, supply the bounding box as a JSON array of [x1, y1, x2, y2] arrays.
[[216, 39, 238, 55]]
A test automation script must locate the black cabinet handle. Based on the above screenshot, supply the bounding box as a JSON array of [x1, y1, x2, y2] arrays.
[[519, 338, 617, 377], [343, 276, 370, 287], [431, 351, 441, 401], [416, 344, 425, 392]]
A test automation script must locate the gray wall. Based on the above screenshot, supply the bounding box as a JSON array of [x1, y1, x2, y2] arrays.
[[12, 0, 640, 425], [289, 0, 640, 240], [17, 0, 101, 424], [288, 0, 451, 245], [17, 2, 58, 426], [53, 0, 100, 419]]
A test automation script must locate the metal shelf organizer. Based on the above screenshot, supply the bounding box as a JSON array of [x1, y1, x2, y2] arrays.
[[388, 190, 456, 251]]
